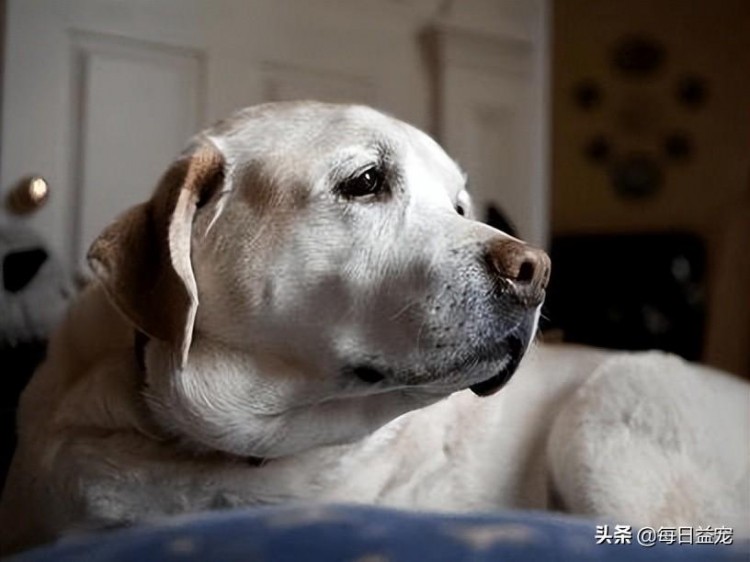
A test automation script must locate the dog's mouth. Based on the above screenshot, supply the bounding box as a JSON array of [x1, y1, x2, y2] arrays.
[[344, 321, 534, 399], [468, 333, 526, 397]]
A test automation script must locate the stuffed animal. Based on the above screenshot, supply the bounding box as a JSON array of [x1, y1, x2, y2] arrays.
[[0, 215, 71, 490]]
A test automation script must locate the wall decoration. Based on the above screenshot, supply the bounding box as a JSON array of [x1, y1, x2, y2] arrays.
[[573, 79, 602, 110], [569, 33, 710, 201], [584, 135, 611, 163], [612, 35, 666, 78], [664, 131, 693, 161], [609, 152, 663, 199], [676, 75, 709, 109]]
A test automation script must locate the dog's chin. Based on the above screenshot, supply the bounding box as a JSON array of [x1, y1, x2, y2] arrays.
[[343, 316, 537, 401], [467, 332, 526, 397], [456, 312, 538, 398]]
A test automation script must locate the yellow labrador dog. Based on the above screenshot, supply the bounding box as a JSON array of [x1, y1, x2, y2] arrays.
[[2, 102, 748, 553]]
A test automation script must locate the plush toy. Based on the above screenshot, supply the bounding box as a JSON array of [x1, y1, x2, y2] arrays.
[[0, 215, 71, 490]]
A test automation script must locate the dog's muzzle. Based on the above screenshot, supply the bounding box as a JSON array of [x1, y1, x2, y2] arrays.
[[463, 237, 549, 397]]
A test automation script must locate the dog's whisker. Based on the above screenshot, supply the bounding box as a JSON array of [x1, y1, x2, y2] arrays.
[[414, 315, 430, 356], [390, 299, 420, 321]]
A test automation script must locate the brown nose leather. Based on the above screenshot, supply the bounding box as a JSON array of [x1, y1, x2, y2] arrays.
[[485, 238, 551, 305]]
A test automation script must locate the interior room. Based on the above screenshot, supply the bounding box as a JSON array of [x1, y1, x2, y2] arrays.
[[1, 1, 748, 559]]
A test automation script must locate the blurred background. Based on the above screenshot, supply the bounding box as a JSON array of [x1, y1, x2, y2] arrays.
[[0, 0, 748, 380], [549, 0, 749, 380]]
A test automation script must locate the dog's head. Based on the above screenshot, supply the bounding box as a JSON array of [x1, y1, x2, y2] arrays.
[[88, 102, 550, 458]]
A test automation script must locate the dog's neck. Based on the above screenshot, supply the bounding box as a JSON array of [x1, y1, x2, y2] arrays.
[[132, 328, 266, 466], [137, 329, 447, 463]]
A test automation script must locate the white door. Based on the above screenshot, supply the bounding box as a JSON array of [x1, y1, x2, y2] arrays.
[[1, 0, 549, 271]]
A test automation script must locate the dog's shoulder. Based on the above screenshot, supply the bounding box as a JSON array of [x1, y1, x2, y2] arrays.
[[1, 284, 151, 550], [16, 284, 141, 437]]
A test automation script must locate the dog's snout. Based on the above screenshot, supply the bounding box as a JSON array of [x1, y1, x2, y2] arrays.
[[485, 238, 551, 305]]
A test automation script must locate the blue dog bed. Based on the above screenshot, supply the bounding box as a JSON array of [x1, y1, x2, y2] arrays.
[[7, 505, 748, 562]]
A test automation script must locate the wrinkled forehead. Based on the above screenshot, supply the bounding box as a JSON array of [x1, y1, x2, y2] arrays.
[[203, 103, 465, 192]]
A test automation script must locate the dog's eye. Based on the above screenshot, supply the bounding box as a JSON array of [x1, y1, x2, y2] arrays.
[[337, 167, 384, 198], [455, 204, 466, 216]]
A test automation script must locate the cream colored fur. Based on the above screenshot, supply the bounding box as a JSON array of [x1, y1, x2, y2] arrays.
[[1, 102, 748, 554]]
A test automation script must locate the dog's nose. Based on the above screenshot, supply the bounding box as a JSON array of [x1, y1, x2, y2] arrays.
[[484, 237, 551, 306]]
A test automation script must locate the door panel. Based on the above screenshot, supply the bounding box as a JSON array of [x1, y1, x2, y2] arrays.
[[71, 31, 204, 262], [2, 0, 549, 270]]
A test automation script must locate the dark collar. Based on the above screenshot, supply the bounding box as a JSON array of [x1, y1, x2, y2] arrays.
[[133, 329, 149, 375]]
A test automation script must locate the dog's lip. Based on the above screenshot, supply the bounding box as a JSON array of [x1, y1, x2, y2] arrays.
[[469, 369, 513, 397], [468, 333, 526, 397]]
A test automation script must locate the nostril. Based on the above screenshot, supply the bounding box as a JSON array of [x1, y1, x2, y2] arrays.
[[517, 259, 536, 284]]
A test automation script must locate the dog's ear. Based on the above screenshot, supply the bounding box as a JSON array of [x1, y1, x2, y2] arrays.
[[87, 144, 225, 367]]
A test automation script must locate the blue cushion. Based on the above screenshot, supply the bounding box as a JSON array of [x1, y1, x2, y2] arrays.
[[7, 505, 748, 562]]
